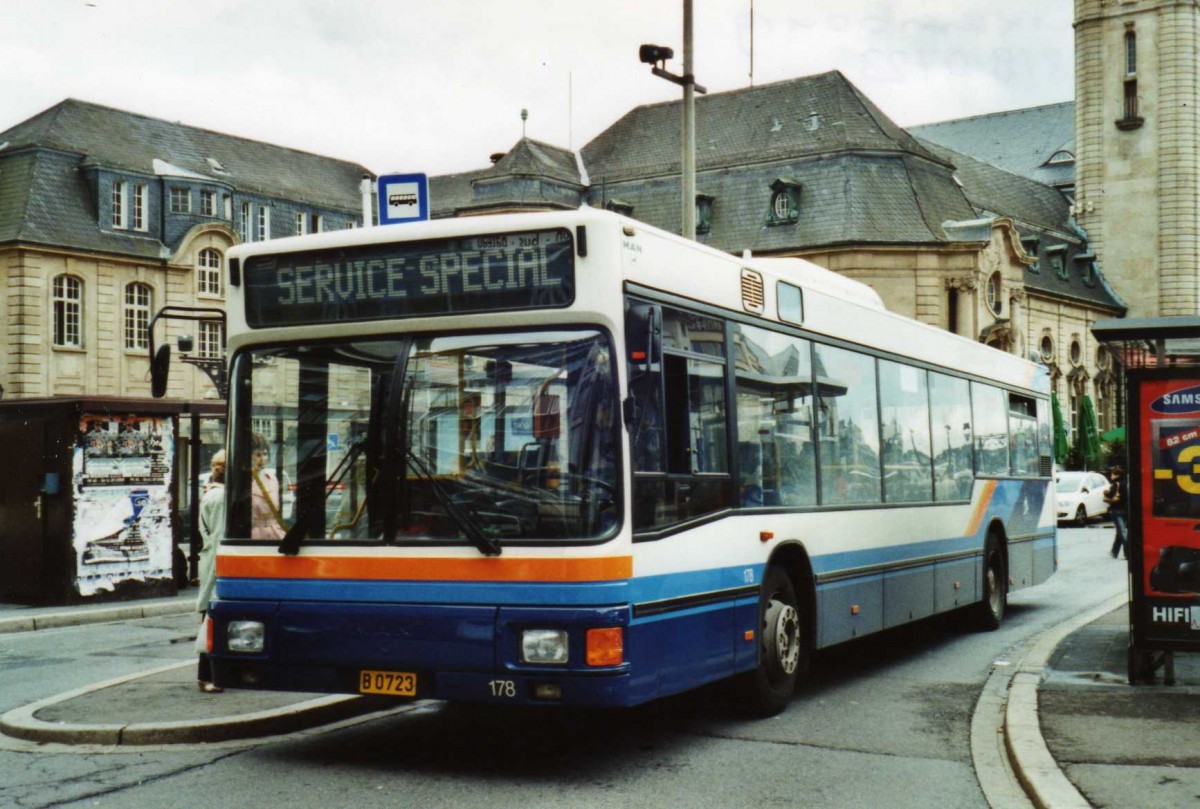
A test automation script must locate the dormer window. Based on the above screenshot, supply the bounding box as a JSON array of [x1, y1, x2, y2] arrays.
[[604, 199, 633, 216], [1046, 151, 1074, 165], [1047, 245, 1068, 279], [695, 193, 715, 234], [1074, 252, 1097, 286], [1021, 237, 1041, 271], [767, 179, 801, 225]]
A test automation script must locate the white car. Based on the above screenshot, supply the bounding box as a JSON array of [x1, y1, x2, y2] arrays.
[[1056, 471, 1111, 525]]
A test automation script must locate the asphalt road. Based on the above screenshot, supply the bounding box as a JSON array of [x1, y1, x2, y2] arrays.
[[0, 525, 1123, 809]]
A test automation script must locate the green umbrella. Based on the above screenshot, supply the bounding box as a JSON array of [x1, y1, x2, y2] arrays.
[[1051, 392, 1069, 464], [1101, 426, 1125, 442], [1075, 394, 1102, 470]]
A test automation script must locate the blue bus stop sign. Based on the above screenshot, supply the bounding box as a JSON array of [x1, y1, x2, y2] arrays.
[[378, 173, 430, 225]]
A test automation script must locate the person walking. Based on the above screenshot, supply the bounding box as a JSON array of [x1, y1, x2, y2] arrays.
[[1106, 464, 1129, 559], [196, 450, 226, 692]]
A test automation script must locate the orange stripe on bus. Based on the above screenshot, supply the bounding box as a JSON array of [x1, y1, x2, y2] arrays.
[[217, 554, 633, 583], [965, 479, 998, 537]]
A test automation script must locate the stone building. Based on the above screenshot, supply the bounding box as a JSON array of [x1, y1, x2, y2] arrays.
[[0, 99, 370, 402], [432, 71, 1124, 431], [1074, 0, 1200, 319]]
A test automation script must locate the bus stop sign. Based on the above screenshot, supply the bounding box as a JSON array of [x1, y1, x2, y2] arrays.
[[378, 173, 430, 225]]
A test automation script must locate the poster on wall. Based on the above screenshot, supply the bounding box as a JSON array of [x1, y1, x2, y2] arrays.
[[1138, 380, 1200, 641], [73, 414, 174, 597]]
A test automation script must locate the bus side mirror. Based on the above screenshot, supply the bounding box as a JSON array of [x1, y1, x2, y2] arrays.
[[625, 302, 662, 370], [151, 344, 171, 398]]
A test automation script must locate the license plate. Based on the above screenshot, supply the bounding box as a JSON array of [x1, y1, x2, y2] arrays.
[[359, 669, 418, 696]]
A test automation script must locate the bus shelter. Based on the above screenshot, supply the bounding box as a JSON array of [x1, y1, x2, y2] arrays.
[[1093, 317, 1200, 683]]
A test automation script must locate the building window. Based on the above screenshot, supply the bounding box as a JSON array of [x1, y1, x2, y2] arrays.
[[238, 202, 251, 241], [201, 190, 217, 217], [133, 184, 147, 231], [766, 179, 800, 225], [1039, 334, 1055, 363], [53, 275, 83, 348], [257, 206, 270, 241], [198, 320, 223, 359], [311, 213, 323, 233], [197, 248, 222, 297], [1117, 27, 1143, 129], [1070, 338, 1083, 366], [170, 187, 191, 214], [295, 211, 307, 235], [124, 282, 152, 350], [1048, 247, 1068, 279], [112, 182, 125, 229], [986, 272, 1003, 315], [695, 194, 715, 235], [1123, 80, 1139, 120], [1022, 237, 1040, 271]]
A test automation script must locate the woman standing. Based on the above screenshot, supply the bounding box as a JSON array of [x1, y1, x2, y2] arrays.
[[196, 450, 226, 693]]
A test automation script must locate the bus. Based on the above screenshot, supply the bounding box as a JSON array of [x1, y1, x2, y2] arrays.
[[171, 208, 1055, 716]]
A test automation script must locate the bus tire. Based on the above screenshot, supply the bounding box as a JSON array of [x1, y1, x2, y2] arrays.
[[971, 536, 1007, 631], [738, 566, 803, 717]]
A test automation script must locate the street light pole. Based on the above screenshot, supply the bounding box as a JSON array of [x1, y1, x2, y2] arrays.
[[681, 0, 696, 240], [639, 0, 705, 241]]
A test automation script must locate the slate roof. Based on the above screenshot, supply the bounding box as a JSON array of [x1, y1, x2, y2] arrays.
[[581, 71, 976, 251], [431, 138, 583, 216], [915, 137, 1122, 312], [0, 147, 164, 258], [583, 71, 951, 183], [916, 137, 1073, 235], [0, 98, 371, 257], [909, 102, 1076, 188]]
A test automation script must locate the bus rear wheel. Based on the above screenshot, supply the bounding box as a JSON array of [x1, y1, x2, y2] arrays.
[[738, 566, 804, 716], [971, 538, 1007, 631]]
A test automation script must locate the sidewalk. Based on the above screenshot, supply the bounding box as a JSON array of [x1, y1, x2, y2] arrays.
[[0, 593, 392, 745], [1035, 604, 1200, 808], [0, 593, 197, 634]]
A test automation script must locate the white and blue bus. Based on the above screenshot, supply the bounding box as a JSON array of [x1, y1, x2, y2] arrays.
[[182, 208, 1055, 715]]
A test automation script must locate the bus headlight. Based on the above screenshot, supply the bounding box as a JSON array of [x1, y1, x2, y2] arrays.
[[227, 620, 265, 653], [521, 629, 569, 664]]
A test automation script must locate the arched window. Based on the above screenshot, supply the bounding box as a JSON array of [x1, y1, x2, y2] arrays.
[[197, 248, 223, 296], [52, 275, 83, 348], [124, 282, 153, 350]]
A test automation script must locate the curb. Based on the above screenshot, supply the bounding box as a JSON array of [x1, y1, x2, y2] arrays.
[[0, 600, 194, 635], [1003, 592, 1127, 809], [0, 660, 386, 746]]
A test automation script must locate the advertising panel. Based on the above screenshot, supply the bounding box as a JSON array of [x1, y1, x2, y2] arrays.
[[73, 414, 174, 597], [1137, 379, 1200, 642]]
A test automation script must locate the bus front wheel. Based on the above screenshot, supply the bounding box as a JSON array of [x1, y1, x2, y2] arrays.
[[738, 566, 804, 716]]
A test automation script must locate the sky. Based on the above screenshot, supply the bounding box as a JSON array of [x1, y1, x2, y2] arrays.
[[0, 0, 1075, 177]]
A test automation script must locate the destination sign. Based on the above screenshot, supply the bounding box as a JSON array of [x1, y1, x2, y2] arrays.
[[243, 228, 574, 327]]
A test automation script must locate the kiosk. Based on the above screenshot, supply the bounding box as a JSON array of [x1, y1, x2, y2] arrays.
[[0, 397, 224, 605], [1093, 317, 1200, 683]]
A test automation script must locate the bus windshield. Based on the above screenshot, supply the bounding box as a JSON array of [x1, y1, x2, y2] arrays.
[[228, 329, 620, 547]]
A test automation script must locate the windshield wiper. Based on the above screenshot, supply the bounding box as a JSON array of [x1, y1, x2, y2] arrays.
[[278, 436, 370, 556], [404, 448, 501, 556]]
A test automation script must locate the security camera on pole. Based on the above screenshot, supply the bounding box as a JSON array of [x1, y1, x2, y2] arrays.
[[639, 0, 706, 240]]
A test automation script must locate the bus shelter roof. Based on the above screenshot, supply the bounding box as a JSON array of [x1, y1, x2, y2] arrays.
[[1093, 317, 1200, 370]]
